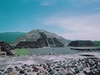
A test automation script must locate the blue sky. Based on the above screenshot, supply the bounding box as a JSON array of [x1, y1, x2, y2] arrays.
[[0, 0, 100, 40]]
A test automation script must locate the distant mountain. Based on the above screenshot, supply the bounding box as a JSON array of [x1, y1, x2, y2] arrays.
[[0, 32, 25, 43], [13, 29, 70, 46]]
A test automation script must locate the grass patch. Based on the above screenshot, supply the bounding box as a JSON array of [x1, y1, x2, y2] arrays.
[[93, 41, 100, 46], [12, 49, 29, 56]]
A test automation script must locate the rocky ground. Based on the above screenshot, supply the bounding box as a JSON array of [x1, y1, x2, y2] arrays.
[[0, 52, 100, 75]]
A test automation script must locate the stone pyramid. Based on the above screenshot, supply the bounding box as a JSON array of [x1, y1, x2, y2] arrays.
[[13, 29, 70, 48]]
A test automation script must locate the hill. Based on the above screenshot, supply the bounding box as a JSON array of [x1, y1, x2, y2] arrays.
[[0, 32, 25, 43]]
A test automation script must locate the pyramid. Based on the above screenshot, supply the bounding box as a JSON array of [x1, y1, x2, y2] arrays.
[[13, 29, 70, 48], [68, 40, 95, 47], [0, 42, 14, 56]]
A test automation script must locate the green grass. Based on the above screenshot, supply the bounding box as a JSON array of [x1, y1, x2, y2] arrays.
[[12, 49, 29, 56], [93, 41, 100, 46]]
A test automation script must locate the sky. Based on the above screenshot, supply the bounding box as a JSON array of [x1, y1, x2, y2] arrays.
[[0, 0, 100, 40]]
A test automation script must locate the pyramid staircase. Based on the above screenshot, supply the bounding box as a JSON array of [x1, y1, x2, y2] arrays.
[[53, 38, 64, 47], [0, 42, 14, 56], [39, 32, 64, 47]]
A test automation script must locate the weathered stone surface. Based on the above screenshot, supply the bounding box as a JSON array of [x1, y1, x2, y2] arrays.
[[13, 29, 70, 47]]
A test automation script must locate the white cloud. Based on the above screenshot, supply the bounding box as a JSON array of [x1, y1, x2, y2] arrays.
[[40, 0, 54, 6], [42, 14, 100, 40], [94, 7, 100, 10]]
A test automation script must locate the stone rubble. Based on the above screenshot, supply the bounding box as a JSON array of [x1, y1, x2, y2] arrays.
[[0, 55, 100, 75]]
